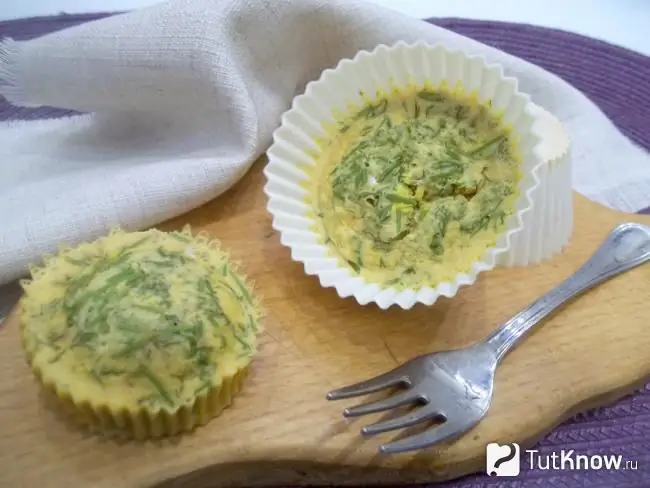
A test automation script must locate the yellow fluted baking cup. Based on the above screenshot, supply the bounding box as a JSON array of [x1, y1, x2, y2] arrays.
[[19, 227, 263, 440], [497, 105, 572, 267]]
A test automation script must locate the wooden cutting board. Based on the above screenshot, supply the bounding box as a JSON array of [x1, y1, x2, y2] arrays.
[[2, 159, 650, 488]]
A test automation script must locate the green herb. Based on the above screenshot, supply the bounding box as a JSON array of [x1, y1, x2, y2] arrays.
[[355, 99, 388, 119], [113, 338, 150, 358], [230, 270, 253, 304], [460, 214, 491, 236], [360, 125, 373, 136], [355, 165, 368, 188], [459, 182, 513, 236], [395, 208, 403, 233], [375, 116, 389, 135], [137, 363, 175, 407], [118, 235, 152, 252], [392, 229, 410, 242], [433, 160, 464, 179], [428, 205, 451, 256], [378, 159, 402, 182], [377, 204, 392, 222], [48, 348, 66, 364], [347, 259, 360, 273], [355, 241, 364, 270], [417, 90, 446, 102], [468, 135, 505, 156], [385, 193, 418, 205]]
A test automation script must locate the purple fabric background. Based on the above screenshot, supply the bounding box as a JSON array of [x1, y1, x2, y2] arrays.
[[1, 12, 649, 488]]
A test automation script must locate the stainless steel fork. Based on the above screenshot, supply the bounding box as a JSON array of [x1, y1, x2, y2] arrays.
[[326, 222, 650, 454]]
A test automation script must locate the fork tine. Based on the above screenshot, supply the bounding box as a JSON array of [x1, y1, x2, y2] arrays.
[[361, 406, 441, 436], [343, 390, 422, 417], [326, 371, 408, 401], [378, 420, 463, 455]]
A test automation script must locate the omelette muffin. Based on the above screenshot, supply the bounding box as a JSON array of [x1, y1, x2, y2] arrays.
[[305, 84, 522, 289], [19, 227, 262, 439]]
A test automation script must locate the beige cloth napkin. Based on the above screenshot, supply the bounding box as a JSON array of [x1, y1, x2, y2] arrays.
[[1, 0, 650, 295]]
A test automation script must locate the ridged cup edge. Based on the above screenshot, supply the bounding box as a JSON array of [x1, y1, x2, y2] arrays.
[[497, 105, 572, 267]]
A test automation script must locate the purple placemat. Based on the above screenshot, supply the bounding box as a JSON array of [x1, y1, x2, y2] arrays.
[[1, 12, 649, 488]]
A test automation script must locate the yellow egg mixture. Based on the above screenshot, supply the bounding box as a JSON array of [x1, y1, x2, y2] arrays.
[[305, 85, 522, 289], [20, 228, 262, 417]]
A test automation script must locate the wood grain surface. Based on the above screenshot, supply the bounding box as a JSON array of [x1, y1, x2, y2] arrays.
[[2, 159, 650, 488]]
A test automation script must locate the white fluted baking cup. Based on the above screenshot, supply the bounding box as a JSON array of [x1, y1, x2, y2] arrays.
[[496, 105, 572, 267], [263, 41, 545, 309]]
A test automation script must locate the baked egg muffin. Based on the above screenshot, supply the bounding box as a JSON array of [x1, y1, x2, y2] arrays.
[[19, 227, 262, 439]]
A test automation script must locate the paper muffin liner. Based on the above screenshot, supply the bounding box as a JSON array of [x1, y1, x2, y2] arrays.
[[18, 227, 263, 440], [264, 41, 546, 310], [496, 105, 572, 267]]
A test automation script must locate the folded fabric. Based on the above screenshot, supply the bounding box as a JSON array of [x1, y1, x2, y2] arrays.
[[1, 0, 650, 288]]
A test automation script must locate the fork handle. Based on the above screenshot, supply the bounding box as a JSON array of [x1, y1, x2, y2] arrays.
[[485, 222, 650, 363]]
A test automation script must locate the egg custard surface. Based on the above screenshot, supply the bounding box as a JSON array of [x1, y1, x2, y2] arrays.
[[305, 85, 523, 289], [19, 227, 262, 438]]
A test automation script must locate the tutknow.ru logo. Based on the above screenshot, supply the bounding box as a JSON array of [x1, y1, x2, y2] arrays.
[[486, 442, 639, 477]]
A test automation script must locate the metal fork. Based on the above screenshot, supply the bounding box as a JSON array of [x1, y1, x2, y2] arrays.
[[326, 222, 650, 454]]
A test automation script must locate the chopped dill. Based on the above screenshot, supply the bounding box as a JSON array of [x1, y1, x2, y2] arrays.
[[137, 363, 175, 407], [385, 193, 419, 206]]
